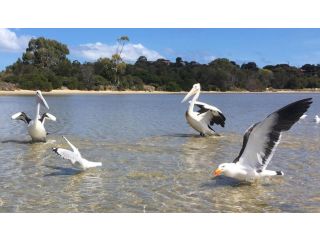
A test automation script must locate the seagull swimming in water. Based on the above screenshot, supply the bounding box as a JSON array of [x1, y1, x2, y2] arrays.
[[181, 83, 226, 136], [314, 115, 320, 124], [11, 90, 56, 142], [52, 136, 102, 170], [213, 98, 312, 182]]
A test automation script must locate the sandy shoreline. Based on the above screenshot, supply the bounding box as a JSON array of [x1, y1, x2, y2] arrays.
[[0, 89, 319, 96]]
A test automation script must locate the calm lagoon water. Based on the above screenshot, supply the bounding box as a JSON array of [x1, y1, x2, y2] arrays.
[[0, 93, 319, 212]]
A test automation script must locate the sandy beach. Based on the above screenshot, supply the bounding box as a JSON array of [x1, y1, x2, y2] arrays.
[[0, 89, 179, 96], [0, 89, 319, 96]]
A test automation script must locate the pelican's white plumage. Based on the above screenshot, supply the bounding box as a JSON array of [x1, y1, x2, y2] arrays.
[[213, 98, 312, 182], [53, 136, 102, 170], [11, 90, 56, 142], [181, 83, 226, 136], [314, 115, 320, 124]]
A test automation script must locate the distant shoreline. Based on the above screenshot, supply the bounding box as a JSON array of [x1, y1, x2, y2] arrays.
[[0, 89, 319, 96]]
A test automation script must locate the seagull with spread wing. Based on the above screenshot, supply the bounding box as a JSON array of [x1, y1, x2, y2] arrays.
[[213, 98, 312, 181], [52, 136, 102, 170], [181, 83, 226, 136]]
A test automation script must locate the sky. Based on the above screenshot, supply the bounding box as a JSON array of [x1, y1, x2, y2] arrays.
[[1, 28, 320, 71]]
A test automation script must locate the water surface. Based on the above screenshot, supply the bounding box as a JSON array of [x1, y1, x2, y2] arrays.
[[0, 93, 319, 212]]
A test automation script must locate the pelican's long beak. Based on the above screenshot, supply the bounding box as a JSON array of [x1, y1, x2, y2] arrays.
[[36, 91, 49, 109], [213, 168, 223, 177], [181, 88, 197, 103]]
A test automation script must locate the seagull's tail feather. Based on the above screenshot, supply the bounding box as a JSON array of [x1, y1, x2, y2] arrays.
[[260, 170, 284, 177], [87, 161, 102, 168]]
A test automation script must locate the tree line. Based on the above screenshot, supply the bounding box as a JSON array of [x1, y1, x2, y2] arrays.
[[1, 37, 320, 92]]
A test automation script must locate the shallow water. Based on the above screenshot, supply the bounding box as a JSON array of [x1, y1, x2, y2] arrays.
[[0, 93, 319, 212]]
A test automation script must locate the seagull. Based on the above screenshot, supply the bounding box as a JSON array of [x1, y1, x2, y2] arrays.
[[300, 114, 307, 120], [52, 136, 102, 170], [11, 90, 56, 142], [314, 115, 320, 124], [213, 98, 312, 182], [181, 83, 226, 136]]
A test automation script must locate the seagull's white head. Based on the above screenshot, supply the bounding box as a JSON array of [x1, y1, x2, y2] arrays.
[[181, 83, 201, 103], [213, 163, 235, 177], [36, 90, 49, 109]]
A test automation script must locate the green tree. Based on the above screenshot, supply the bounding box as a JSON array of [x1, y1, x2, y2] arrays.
[[22, 37, 69, 69], [94, 57, 114, 84], [113, 35, 130, 87]]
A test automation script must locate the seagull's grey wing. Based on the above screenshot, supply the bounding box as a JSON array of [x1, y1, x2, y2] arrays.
[[233, 98, 312, 171], [195, 101, 226, 127], [62, 136, 81, 157], [232, 123, 257, 164], [52, 148, 81, 164]]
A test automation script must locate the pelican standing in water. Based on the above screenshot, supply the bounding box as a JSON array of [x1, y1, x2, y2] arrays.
[[213, 98, 312, 182], [181, 83, 226, 136], [11, 90, 56, 142]]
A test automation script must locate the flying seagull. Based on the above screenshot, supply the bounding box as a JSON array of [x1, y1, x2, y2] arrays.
[[52, 136, 102, 170], [213, 98, 312, 182], [181, 83, 226, 136], [11, 90, 56, 142]]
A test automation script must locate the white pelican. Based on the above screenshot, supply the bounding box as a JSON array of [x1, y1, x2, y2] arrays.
[[11, 90, 56, 142], [213, 98, 312, 182], [314, 115, 320, 124], [181, 83, 226, 136], [52, 136, 102, 170]]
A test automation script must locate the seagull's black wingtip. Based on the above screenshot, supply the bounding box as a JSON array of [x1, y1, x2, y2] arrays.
[[276, 171, 284, 176], [300, 97, 313, 103]]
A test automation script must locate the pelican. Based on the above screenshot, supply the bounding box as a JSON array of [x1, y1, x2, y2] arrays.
[[314, 115, 320, 124], [181, 83, 226, 136], [52, 136, 102, 170], [213, 98, 312, 182], [11, 90, 56, 142]]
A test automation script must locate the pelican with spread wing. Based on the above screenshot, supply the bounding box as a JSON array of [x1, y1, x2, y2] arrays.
[[213, 98, 312, 182], [181, 83, 226, 136], [11, 90, 56, 142]]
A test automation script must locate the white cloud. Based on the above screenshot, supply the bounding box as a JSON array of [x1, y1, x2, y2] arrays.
[[73, 42, 164, 62], [0, 28, 32, 52], [203, 55, 217, 62]]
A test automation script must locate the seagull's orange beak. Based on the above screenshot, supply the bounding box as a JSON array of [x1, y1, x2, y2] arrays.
[[213, 168, 222, 177]]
